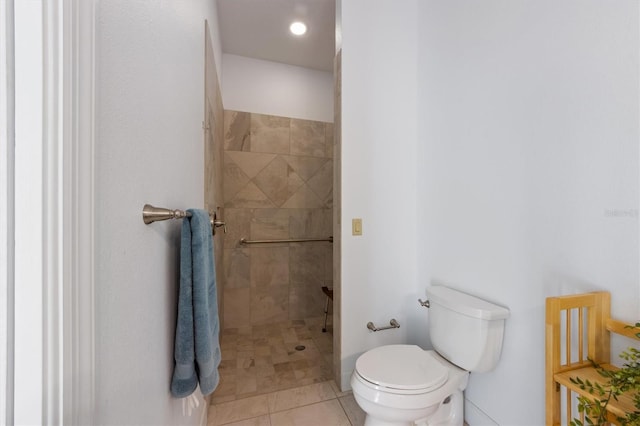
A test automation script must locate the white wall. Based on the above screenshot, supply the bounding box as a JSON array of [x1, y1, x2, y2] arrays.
[[339, 0, 423, 388], [222, 53, 333, 122], [95, 1, 221, 424], [0, 0, 12, 422], [340, 1, 639, 424], [417, 1, 638, 425]]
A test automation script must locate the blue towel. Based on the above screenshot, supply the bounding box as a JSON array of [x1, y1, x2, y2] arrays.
[[171, 209, 221, 397]]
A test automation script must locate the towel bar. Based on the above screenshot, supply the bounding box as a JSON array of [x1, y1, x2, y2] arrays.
[[142, 204, 226, 235], [367, 319, 400, 332]]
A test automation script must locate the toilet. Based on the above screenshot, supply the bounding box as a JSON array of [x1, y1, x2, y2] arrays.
[[350, 286, 510, 426]]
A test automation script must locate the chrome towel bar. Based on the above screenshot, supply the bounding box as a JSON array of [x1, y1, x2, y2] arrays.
[[367, 319, 400, 332], [239, 236, 333, 245], [142, 204, 227, 234]]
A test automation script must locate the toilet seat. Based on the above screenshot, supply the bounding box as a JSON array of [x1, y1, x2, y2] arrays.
[[355, 345, 449, 393]]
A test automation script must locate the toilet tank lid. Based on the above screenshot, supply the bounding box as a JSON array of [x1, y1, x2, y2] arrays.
[[426, 286, 510, 320]]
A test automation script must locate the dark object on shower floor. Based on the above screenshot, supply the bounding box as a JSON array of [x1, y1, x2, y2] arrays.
[[322, 286, 333, 333]]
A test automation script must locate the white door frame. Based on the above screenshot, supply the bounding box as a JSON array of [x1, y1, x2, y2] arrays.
[[4, 0, 96, 423], [1, 0, 16, 424], [55, 0, 96, 423]]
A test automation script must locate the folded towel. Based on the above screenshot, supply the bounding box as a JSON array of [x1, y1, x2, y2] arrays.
[[171, 209, 221, 397]]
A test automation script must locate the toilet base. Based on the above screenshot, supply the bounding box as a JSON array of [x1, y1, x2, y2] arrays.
[[360, 390, 463, 426], [364, 417, 412, 426], [418, 390, 463, 426]]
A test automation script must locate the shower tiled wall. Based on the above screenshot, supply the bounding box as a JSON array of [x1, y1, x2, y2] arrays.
[[223, 110, 334, 328]]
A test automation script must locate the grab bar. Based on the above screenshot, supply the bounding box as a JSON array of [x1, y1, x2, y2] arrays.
[[142, 204, 226, 234], [239, 236, 333, 245]]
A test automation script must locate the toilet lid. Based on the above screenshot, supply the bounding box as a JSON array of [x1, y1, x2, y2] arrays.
[[355, 345, 448, 391]]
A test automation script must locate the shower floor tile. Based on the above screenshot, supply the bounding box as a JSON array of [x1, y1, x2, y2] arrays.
[[208, 380, 361, 426], [212, 316, 334, 404]]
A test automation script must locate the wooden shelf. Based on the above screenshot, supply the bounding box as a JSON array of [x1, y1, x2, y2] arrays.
[[546, 292, 639, 425], [555, 364, 635, 419]]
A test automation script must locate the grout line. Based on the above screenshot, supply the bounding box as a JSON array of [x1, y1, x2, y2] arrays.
[[267, 395, 338, 415], [212, 384, 354, 426]]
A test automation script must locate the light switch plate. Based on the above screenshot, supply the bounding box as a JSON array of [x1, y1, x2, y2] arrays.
[[352, 218, 362, 236]]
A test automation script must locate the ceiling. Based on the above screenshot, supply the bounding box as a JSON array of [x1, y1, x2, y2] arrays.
[[217, 0, 336, 72]]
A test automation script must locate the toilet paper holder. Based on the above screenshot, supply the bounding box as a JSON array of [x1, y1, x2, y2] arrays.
[[367, 319, 400, 332]]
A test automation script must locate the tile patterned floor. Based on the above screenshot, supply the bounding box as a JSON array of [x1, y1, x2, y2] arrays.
[[208, 318, 362, 425], [209, 319, 470, 426], [207, 380, 365, 426], [212, 317, 334, 405]]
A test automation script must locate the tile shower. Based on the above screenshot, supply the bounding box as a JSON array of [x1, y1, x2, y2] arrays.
[[222, 111, 334, 328], [214, 111, 334, 403]]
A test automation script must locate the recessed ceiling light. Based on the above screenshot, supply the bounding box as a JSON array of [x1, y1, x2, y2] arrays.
[[289, 21, 307, 36]]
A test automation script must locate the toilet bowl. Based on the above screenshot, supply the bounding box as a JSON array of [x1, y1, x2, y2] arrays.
[[350, 345, 468, 426], [350, 286, 510, 426]]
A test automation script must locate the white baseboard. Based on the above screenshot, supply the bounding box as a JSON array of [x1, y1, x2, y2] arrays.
[[199, 388, 211, 426], [464, 398, 498, 426], [340, 371, 353, 392], [199, 401, 208, 426]]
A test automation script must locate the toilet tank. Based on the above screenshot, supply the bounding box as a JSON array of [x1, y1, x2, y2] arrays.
[[426, 286, 509, 373]]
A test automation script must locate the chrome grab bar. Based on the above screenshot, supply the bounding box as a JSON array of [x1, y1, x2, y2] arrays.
[[240, 236, 333, 245], [367, 319, 400, 332]]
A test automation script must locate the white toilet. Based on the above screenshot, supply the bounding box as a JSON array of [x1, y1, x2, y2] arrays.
[[350, 285, 510, 426]]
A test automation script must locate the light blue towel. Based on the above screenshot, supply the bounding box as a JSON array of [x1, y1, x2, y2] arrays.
[[171, 209, 221, 397]]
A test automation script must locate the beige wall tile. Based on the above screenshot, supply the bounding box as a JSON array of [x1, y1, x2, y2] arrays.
[[251, 209, 289, 240], [204, 111, 216, 207], [281, 155, 329, 182], [224, 155, 251, 203], [290, 245, 326, 286], [224, 208, 252, 249], [222, 109, 334, 330], [281, 185, 324, 209], [224, 110, 251, 152], [226, 182, 275, 209], [290, 119, 326, 157], [289, 209, 329, 239], [321, 244, 333, 282], [325, 123, 334, 158], [322, 209, 332, 236], [227, 151, 276, 179], [224, 249, 251, 289], [253, 157, 304, 207], [251, 114, 290, 154], [250, 247, 289, 287], [307, 161, 333, 208]]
